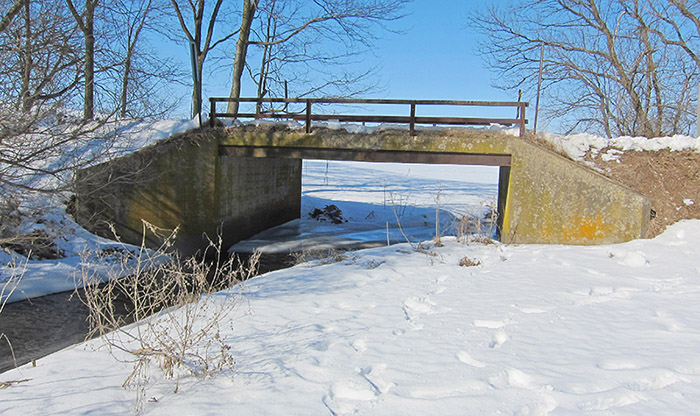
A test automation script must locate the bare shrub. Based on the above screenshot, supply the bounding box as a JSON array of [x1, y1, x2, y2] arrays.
[[456, 202, 498, 245], [78, 223, 259, 410], [459, 256, 482, 267], [1, 256, 26, 370]]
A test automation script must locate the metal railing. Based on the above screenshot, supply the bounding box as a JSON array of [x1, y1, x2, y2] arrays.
[[209, 97, 528, 136]]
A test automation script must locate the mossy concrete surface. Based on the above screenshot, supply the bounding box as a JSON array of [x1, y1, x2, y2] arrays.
[[74, 129, 301, 255], [73, 126, 650, 254], [221, 127, 651, 245]]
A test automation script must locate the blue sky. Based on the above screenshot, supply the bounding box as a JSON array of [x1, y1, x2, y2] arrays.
[[171, 1, 524, 122], [368, 1, 512, 102]]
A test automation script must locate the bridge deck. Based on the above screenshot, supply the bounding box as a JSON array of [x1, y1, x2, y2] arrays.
[[220, 145, 511, 166]]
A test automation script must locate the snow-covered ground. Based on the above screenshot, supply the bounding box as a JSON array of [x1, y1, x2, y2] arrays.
[[3, 220, 700, 414]]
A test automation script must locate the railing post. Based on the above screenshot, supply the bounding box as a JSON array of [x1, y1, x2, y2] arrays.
[[209, 98, 216, 128], [519, 103, 526, 137], [410, 102, 416, 136], [305, 99, 311, 133]]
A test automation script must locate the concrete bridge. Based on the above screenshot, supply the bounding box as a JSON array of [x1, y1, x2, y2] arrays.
[[73, 99, 651, 255]]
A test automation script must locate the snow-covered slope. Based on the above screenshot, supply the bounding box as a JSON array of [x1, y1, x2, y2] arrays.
[[2, 221, 700, 414]]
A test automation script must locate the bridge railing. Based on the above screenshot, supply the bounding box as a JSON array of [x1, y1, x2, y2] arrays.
[[209, 97, 528, 136]]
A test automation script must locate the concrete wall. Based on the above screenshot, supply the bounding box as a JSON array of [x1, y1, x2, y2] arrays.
[[74, 126, 651, 252], [221, 128, 651, 245], [73, 130, 301, 255]]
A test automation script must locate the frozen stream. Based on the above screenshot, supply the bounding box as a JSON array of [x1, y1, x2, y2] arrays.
[[1, 161, 498, 374]]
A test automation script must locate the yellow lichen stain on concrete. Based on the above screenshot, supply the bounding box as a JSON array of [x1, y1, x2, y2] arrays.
[[562, 216, 611, 242]]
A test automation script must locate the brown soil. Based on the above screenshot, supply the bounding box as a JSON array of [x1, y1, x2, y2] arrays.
[[586, 149, 700, 238]]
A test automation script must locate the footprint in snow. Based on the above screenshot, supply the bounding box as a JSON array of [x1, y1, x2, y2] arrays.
[[512, 304, 549, 314], [456, 350, 487, 368], [402, 296, 436, 329], [596, 359, 645, 371], [473, 319, 506, 329], [323, 378, 382, 414], [329, 380, 377, 401], [577, 391, 646, 412], [610, 250, 649, 267], [359, 364, 394, 395], [506, 368, 537, 389], [351, 339, 367, 352], [489, 330, 508, 348], [487, 368, 537, 390]]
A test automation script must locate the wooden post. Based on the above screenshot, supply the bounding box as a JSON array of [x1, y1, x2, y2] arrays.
[[209, 98, 216, 128], [305, 99, 311, 133], [410, 102, 416, 136]]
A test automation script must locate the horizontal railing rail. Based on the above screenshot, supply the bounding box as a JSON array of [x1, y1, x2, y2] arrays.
[[209, 97, 528, 136]]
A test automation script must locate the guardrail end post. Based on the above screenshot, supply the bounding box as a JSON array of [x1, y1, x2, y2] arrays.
[[209, 98, 216, 128], [305, 99, 311, 133], [410, 102, 416, 136]]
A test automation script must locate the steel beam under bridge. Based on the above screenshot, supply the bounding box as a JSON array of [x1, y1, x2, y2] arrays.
[[219, 145, 511, 166]]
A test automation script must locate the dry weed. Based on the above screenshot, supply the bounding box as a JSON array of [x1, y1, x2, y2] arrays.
[[459, 256, 482, 267], [0, 256, 26, 370], [78, 222, 259, 411]]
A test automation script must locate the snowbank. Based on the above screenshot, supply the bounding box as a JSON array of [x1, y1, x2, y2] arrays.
[[542, 131, 700, 161], [3, 220, 700, 414]]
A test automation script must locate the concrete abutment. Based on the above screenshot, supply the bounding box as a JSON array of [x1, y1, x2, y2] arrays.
[[73, 130, 302, 256]]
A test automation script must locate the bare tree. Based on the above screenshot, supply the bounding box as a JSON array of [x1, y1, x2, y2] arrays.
[[227, 0, 256, 114], [227, 0, 408, 115], [0, 0, 81, 114], [0, 0, 25, 33], [473, 0, 699, 137], [100, 0, 182, 118], [66, 0, 99, 121], [169, 0, 240, 118]]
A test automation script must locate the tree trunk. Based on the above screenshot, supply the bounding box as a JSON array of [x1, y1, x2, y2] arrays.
[[119, 52, 131, 118], [227, 0, 257, 115], [19, 0, 31, 112], [84, 1, 95, 121]]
